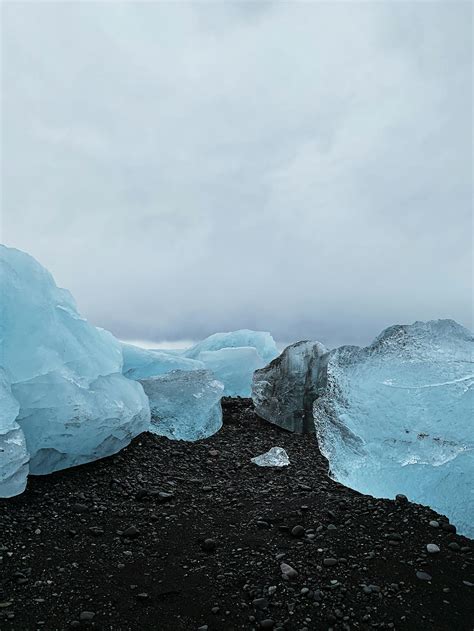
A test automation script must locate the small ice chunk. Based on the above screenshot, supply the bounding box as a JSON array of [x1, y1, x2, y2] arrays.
[[251, 447, 290, 467]]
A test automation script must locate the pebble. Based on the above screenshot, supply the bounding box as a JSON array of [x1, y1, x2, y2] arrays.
[[416, 571, 432, 581], [202, 539, 216, 552], [291, 525, 305, 538], [426, 544, 440, 554], [79, 611, 95, 621]]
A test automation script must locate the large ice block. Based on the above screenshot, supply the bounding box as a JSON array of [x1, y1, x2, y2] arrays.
[[198, 346, 266, 397], [140, 370, 224, 440], [0, 369, 29, 496], [0, 245, 150, 488], [252, 341, 328, 432], [313, 320, 474, 536], [184, 329, 278, 364], [122, 342, 204, 380]]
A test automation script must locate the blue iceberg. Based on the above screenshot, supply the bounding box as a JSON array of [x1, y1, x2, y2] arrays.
[[140, 370, 224, 440], [313, 320, 474, 536], [0, 245, 150, 488]]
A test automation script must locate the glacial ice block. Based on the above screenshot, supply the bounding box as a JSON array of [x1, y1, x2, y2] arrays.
[[252, 341, 328, 433], [122, 342, 204, 380], [184, 329, 278, 364], [140, 370, 224, 440], [0, 369, 29, 496], [313, 320, 474, 537], [0, 245, 150, 486], [198, 347, 266, 397]]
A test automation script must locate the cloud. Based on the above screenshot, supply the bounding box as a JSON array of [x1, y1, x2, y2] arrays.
[[1, 1, 472, 348]]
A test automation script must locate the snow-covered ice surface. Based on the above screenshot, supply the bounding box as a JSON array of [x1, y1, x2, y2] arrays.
[[0, 245, 150, 487], [140, 370, 224, 440], [0, 369, 28, 496], [198, 347, 266, 397], [252, 341, 327, 433], [313, 320, 474, 537], [251, 447, 290, 467]]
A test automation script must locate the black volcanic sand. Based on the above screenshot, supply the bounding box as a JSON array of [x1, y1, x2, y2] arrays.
[[1, 399, 473, 631]]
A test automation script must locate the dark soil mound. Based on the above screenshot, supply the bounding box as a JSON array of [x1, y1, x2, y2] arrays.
[[0, 398, 472, 630]]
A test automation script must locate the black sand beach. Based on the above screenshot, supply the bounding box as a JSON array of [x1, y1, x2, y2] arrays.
[[1, 399, 472, 631]]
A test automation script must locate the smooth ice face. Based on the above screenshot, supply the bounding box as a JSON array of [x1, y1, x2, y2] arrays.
[[198, 347, 266, 397], [251, 447, 290, 467], [184, 329, 278, 364], [0, 245, 150, 487], [140, 370, 224, 441], [252, 341, 328, 433], [122, 342, 204, 380], [313, 320, 474, 536], [0, 369, 29, 496]]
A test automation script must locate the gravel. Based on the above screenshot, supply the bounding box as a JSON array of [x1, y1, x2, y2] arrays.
[[0, 398, 472, 630]]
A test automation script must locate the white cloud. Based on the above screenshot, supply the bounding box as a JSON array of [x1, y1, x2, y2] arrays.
[[1, 1, 472, 348]]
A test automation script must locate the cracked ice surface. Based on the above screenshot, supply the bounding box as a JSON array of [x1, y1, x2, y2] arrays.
[[0, 245, 150, 488], [313, 320, 474, 536], [251, 447, 290, 467], [0, 369, 28, 496]]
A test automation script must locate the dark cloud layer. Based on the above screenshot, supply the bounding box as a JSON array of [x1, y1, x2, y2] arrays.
[[1, 2, 472, 348]]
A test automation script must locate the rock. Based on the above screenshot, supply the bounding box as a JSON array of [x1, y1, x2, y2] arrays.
[[426, 544, 440, 554], [416, 571, 432, 581], [79, 611, 95, 621], [122, 526, 140, 538], [201, 539, 216, 552], [323, 558, 338, 567], [291, 525, 305, 538]]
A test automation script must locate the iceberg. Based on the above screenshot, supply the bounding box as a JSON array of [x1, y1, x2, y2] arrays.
[[0, 369, 28, 496], [184, 329, 278, 364], [251, 446, 290, 467], [198, 346, 266, 397], [313, 320, 474, 537], [0, 245, 150, 487], [252, 341, 328, 432], [139, 370, 224, 440], [122, 342, 204, 380]]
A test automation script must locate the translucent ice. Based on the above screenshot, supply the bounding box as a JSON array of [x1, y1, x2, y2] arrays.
[[198, 347, 266, 397], [313, 320, 474, 536], [140, 370, 224, 440], [252, 341, 328, 432], [184, 329, 278, 364], [0, 369, 28, 496], [122, 342, 204, 380], [251, 447, 290, 467], [0, 245, 150, 486]]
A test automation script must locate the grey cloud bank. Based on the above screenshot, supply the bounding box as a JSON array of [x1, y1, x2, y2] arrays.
[[1, 2, 472, 349]]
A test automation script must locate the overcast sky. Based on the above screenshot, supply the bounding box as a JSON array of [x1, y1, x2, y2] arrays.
[[1, 1, 472, 348]]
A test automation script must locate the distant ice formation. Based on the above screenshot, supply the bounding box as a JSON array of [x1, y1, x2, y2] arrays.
[[313, 320, 474, 537]]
